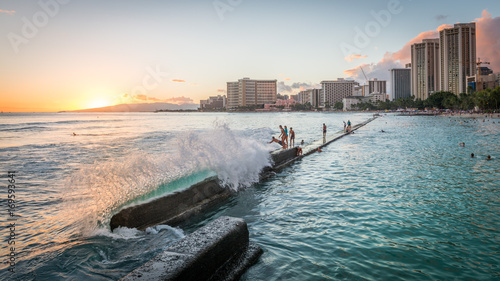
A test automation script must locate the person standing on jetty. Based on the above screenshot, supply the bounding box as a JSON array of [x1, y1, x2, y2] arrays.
[[323, 123, 327, 137], [279, 125, 288, 146], [343, 121, 346, 132], [284, 126, 289, 145], [347, 120, 352, 132], [289, 127, 295, 147]]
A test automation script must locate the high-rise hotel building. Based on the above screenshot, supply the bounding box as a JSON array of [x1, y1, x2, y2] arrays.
[[440, 23, 476, 95], [321, 78, 358, 106], [390, 67, 411, 101], [226, 78, 277, 109], [411, 39, 440, 100], [368, 78, 387, 95]]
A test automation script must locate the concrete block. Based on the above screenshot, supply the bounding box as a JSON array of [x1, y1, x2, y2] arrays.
[[120, 216, 262, 281]]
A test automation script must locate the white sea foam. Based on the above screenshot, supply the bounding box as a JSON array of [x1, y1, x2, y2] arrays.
[[145, 225, 185, 238], [93, 227, 143, 240], [64, 121, 272, 234]]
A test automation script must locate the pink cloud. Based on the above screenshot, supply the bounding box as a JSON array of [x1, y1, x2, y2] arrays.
[[344, 54, 368, 62], [134, 95, 148, 101], [476, 10, 500, 72], [171, 79, 186, 83], [284, 78, 291, 81], [217, 89, 225, 92], [0, 9, 15, 15]]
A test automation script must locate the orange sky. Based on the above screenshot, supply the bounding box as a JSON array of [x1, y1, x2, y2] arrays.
[[1, 2, 498, 112]]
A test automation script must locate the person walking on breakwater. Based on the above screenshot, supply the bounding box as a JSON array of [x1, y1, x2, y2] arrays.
[[279, 125, 288, 146], [269, 136, 287, 148], [289, 127, 295, 147]]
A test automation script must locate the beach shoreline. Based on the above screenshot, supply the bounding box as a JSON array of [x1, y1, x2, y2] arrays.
[[440, 112, 500, 118]]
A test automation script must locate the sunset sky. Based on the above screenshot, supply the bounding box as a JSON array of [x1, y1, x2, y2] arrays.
[[1, 0, 499, 112]]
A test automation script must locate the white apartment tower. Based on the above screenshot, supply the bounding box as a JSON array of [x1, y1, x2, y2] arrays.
[[390, 68, 411, 100], [411, 38, 440, 100], [226, 78, 277, 109], [440, 22, 476, 95], [321, 78, 358, 106], [226, 82, 239, 108]]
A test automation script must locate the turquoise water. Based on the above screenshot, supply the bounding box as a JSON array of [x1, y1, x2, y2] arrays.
[[1, 113, 499, 280]]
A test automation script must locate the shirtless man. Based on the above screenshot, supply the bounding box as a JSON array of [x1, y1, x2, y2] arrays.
[[289, 127, 295, 147], [269, 136, 286, 148]]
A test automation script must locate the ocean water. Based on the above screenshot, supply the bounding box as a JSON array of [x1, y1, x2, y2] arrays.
[[0, 112, 499, 280]]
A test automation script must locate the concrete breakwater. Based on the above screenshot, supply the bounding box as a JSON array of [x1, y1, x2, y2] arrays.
[[120, 216, 263, 281]]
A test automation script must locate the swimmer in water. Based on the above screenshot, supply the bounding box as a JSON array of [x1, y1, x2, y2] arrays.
[[471, 153, 474, 158], [487, 155, 491, 160]]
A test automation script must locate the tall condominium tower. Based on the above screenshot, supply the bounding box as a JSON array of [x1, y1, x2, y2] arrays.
[[321, 78, 358, 106], [390, 68, 411, 100], [411, 38, 440, 100], [226, 82, 239, 108], [226, 78, 277, 109], [440, 22, 476, 95], [368, 78, 387, 95]]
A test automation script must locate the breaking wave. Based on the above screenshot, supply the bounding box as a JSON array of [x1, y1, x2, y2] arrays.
[[64, 121, 272, 234]]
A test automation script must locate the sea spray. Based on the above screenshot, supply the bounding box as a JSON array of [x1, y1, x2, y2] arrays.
[[177, 121, 273, 191], [63, 121, 273, 234]]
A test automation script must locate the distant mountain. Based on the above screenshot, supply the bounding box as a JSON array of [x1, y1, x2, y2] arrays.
[[72, 102, 199, 112]]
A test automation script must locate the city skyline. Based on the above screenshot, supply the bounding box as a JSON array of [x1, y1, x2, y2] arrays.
[[1, 0, 500, 112]]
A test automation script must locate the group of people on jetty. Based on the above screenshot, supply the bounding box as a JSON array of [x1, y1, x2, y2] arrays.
[[269, 120, 353, 155], [269, 125, 296, 149]]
